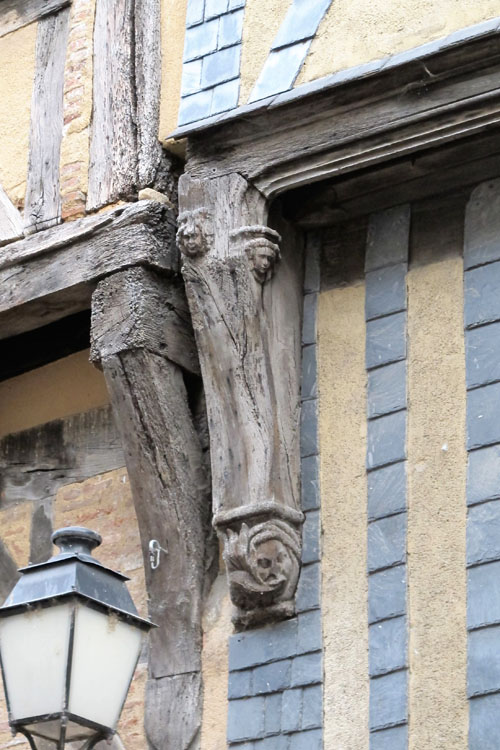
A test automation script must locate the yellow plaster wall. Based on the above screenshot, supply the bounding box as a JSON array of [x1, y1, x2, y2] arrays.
[[318, 283, 369, 749], [0, 350, 109, 438], [0, 23, 37, 209], [160, 0, 188, 145], [406, 255, 468, 748]]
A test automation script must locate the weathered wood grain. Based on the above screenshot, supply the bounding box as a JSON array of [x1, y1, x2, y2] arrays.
[[135, 0, 163, 188], [87, 0, 137, 210], [0, 183, 22, 246], [0, 201, 178, 339], [91, 269, 213, 748], [24, 7, 70, 233], [0, 0, 70, 38]]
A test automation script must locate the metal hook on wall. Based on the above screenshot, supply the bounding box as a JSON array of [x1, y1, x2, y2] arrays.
[[149, 539, 168, 570]]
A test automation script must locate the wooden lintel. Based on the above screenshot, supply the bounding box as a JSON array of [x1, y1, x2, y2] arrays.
[[0, 201, 178, 340], [0, 0, 70, 38], [178, 172, 304, 628]]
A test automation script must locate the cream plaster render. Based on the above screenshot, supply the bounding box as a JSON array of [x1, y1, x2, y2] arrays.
[[200, 572, 233, 750], [298, 0, 500, 85], [0, 350, 109, 438], [238, 0, 289, 105], [318, 283, 369, 750], [160, 0, 188, 147], [407, 256, 468, 749], [0, 23, 37, 209]]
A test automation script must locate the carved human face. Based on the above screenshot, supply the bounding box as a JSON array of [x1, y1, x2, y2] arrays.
[[252, 244, 277, 282], [255, 539, 289, 584], [177, 211, 210, 257]]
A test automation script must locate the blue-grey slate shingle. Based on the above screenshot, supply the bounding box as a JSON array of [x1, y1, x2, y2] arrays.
[[301, 455, 320, 511], [369, 670, 407, 730], [291, 651, 322, 687], [227, 696, 265, 742], [228, 668, 253, 699], [271, 0, 332, 50], [468, 561, 500, 629], [249, 41, 311, 103], [181, 58, 202, 97], [467, 382, 500, 449], [281, 687, 302, 733], [369, 616, 408, 676], [370, 724, 408, 750], [253, 659, 291, 695], [468, 624, 500, 697], [465, 261, 500, 329], [302, 510, 320, 564], [301, 684, 322, 730], [264, 692, 282, 736], [365, 205, 410, 272], [302, 293, 318, 345], [205, 0, 228, 19], [202, 45, 241, 88], [178, 88, 213, 125], [469, 692, 500, 750], [466, 322, 500, 389], [368, 565, 407, 624], [300, 399, 318, 458], [288, 728, 322, 750], [296, 562, 320, 612], [464, 179, 500, 270], [186, 0, 205, 27], [365, 264, 407, 321], [368, 461, 406, 521], [367, 513, 407, 572], [183, 18, 219, 61], [229, 617, 298, 671], [218, 9, 244, 48], [297, 609, 322, 654], [211, 77, 240, 114], [366, 312, 406, 370], [467, 444, 500, 506], [467, 499, 500, 566], [301, 344, 318, 401], [367, 410, 406, 470], [367, 360, 406, 419]]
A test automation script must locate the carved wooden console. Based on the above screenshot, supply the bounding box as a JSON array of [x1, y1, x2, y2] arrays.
[[178, 173, 304, 628]]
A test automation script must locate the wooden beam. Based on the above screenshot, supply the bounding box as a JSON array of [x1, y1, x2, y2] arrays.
[[87, 0, 137, 210], [0, 0, 70, 38], [90, 268, 211, 750], [24, 7, 70, 233], [0, 183, 22, 246], [179, 173, 304, 628], [0, 200, 178, 339]]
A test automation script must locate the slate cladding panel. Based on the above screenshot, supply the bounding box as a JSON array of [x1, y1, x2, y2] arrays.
[[365, 206, 409, 742], [226, 233, 323, 748], [465, 179, 500, 750]]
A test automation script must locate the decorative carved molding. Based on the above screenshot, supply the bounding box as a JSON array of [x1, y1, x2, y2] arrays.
[[177, 207, 214, 258], [179, 173, 304, 627]]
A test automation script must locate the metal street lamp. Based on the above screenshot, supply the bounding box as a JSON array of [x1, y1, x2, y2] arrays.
[[0, 527, 153, 749]]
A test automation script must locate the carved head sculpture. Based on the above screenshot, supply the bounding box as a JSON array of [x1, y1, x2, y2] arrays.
[[223, 519, 301, 611], [246, 238, 281, 283], [176, 208, 213, 258]]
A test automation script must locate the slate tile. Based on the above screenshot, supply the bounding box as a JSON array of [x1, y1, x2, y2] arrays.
[[229, 618, 298, 670], [264, 692, 282, 735], [255, 736, 289, 750], [300, 399, 318, 458], [446, 17, 500, 47], [202, 45, 241, 88], [297, 610, 322, 654], [365, 205, 411, 271], [468, 625, 500, 696], [218, 9, 244, 48], [370, 724, 408, 750], [211, 77, 240, 115], [249, 41, 311, 103], [302, 684, 322, 730], [468, 561, 500, 629], [465, 261, 500, 328], [228, 0, 245, 7], [367, 410, 406, 470], [367, 513, 406, 573], [296, 563, 320, 612], [369, 616, 407, 676], [365, 264, 407, 321], [301, 344, 317, 401], [178, 88, 213, 125], [468, 499, 500, 566], [271, 0, 332, 49], [205, 0, 228, 18], [281, 688, 302, 733], [302, 510, 320, 564], [368, 461, 406, 521], [301, 455, 320, 511], [466, 322, 500, 389], [381, 37, 443, 68], [467, 444, 500, 506], [181, 58, 202, 97], [369, 671, 407, 730], [367, 361, 406, 419], [464, 179, 500, 269], [227, 696, 265, 742], [302, 293, 318, 345], [253, 659, 291, 695], [368, 565, 406, 624], [469, 692, 500, 750], [288, 729, 322, 750], [467, 382, 500, 450], [186, 0, 205, 27], [228, 668, 253, 699], [291, 651, 322, 687], [183, 18, 219, 61], [366, 312, 406, 370]]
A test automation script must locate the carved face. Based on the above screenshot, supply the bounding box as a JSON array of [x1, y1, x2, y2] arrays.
[[254, 539, 289, 584], [176, 210, 212, 257], [249, 242, 278, 283]]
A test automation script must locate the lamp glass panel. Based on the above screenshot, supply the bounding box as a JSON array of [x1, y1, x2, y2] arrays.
[[68, 605, 143, 730], [0, 603, 72, 720]]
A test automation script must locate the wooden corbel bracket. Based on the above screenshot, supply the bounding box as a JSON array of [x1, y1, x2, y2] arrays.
[[178, 173, 304, 628]]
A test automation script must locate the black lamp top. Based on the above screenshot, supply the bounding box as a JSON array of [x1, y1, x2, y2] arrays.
[[51, 526, 102, 556]]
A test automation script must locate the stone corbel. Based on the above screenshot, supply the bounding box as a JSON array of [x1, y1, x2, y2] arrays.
[[178, 173, 304, 628]]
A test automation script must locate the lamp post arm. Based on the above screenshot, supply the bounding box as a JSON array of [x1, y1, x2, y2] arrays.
[[15, 728, 109, 750]]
